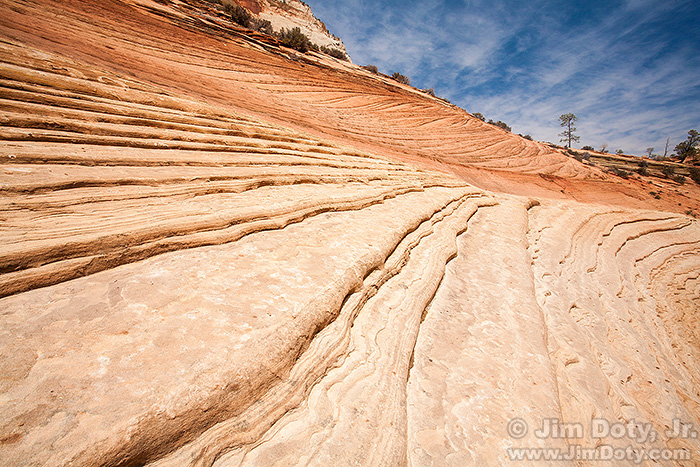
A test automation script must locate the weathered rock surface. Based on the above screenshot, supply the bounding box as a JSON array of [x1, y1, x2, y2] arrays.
[[0, 0, 699, 465], [252, 0, 348, 55]]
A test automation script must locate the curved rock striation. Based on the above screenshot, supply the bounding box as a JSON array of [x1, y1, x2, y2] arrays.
[[0, 0, 699, 466], [0, 0, 590, 179], [0, 38, 459, 298]]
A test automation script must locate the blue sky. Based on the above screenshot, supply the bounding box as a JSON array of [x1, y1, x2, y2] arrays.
[[305, 0, 700, 156]]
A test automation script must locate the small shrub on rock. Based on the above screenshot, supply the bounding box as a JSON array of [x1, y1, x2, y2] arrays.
[[329, 48, 347, 60], [225, 4, 252, 28], [488, 119, 511, 132], [612, 167, 630, 179], [277, 27, 312, 53], [391, 72, 411, 85], [252, 18, 273, 35], [319, 46, 348, 60], [689, 167, 700, 185]]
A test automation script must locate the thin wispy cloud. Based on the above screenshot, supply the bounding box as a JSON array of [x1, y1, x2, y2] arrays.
[[307, 0, 700, 156]]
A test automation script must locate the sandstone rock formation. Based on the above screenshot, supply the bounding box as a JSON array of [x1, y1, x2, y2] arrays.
[[250, 0, 348, 55], [0, 0, 699, 465]]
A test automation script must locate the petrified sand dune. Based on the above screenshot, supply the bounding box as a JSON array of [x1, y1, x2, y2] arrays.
[[1, 0, 699, 465], [0, 0, 588, 177]]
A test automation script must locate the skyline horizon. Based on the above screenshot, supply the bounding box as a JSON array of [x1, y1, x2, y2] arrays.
[[306, 0, 700, 158]]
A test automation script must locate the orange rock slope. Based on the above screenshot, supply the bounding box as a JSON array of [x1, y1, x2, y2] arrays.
[[0, 5, 612, 180], [1, 1, 699, 466], [2, 0, 699, 211]]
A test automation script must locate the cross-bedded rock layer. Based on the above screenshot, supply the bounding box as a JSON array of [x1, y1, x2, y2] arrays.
[[0, 1, 698, 465]]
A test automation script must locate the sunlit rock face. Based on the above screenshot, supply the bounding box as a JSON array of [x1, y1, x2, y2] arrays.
[[221, 0, 348, 56], [0, 1, 699, 466], [255, 0, 348, 55]]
